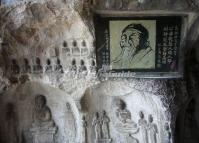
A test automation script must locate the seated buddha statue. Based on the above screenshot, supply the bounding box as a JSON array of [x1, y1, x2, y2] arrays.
[[32, 95, 54, 128]]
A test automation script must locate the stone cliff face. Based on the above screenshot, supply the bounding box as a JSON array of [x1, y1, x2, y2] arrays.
[[0, 0, 199, 143]]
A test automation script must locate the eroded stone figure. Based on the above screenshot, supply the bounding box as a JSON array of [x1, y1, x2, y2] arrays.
[[147, 115, 158, 143], [79, 60, 87, 74], [138, 111, 148, 143], [92, 112, 102, 141], [90, 60, 96, 73], [45, 59, 53, 73], [115, 0, 129, 9], [32, 95, 53, 127], [82, 116, 88, 143], [164, 123, 171, 143], [33, 58, 43, 74], [31, 95, 57, 143], [65, 102, 76, 142], [23, 58, 31, 73], [101, 110, 110, 139], [11, 59, 20, 74], [55, 58, 64, 73], [70, 59, 77, 73], [104, 0, 111, 9]]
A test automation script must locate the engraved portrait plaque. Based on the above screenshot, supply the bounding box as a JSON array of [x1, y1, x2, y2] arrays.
[[94, 13, 187, 78]]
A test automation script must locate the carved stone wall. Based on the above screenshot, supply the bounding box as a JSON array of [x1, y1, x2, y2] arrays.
[[0, 0, 199, 143]]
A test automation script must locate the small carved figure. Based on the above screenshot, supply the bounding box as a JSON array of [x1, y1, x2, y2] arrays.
[[11, 59, 20, 74], [55, 58, 64, 73], [164, 123, 171, 143], [23, 58, 31, 73], [33, 95, 53, 127], [104, 0, 111, 9], [83, 0, 90, 15], [138, 111, 148, 143], [115, 0, 129, 9], [65, 102, 76, 142], [70, 59, 77, 73], [147, 115, 158, 143], [82, 116, 88, 143], [79, 60, 87, 73], [138, 0, 145, 4], [92, 112, 102, 140], [45, 59, 53, 73], [90, 60, 96, 73], [101, 110, 110, 139], [33, 58, 43, 74]]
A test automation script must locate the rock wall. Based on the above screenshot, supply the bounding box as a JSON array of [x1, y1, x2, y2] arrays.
[[0, 0, 199, 143]]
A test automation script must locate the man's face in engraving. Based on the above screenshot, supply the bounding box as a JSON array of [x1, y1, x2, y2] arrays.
[[120, 29, 141, 53]]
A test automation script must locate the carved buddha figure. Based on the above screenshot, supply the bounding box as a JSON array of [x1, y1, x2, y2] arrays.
[[33, 95, 53, 128], [55, 58, 64, 73], [115, 99, 132, 123], [45, 59, 53, 73], [114, 99, 138, 133], [33, 58, 43, 74], [11, 59, 20, 74]]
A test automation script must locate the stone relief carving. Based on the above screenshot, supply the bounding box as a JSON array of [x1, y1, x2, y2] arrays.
[[33, 58, 43, 74], [23, 58, 31, 74], [30, 95, 57, 143], [82, 116, 88, 143], [147, 115, 158, 143], [164, 123, 171, 143], [101, 111, 110, 139], [92, 111, 112, 143], [138, 111, 148, 143], [92, 112, 102, 141], [113, 99, 139, 143], [11, 59, 20, 75], [64, 102, 76, 143], [45, 59, 53, 73], [55, 58, 64, 74], [114, 99, 138, 133]]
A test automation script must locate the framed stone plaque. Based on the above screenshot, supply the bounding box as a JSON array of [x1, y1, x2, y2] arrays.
[[94, 13, 188, 78]]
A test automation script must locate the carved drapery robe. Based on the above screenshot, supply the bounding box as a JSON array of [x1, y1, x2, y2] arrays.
[[138, 119, 148, 143], [148, 123, 158, 143], [101, 114, 110, 139]]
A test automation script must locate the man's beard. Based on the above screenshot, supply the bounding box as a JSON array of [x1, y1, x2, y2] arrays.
[[122, 45, 138, 57]]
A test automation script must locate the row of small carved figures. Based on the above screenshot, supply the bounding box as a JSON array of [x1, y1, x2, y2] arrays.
[[91, 0, 152, 9], [90, 0, 198, 10], [9, 58, 96, 75]]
